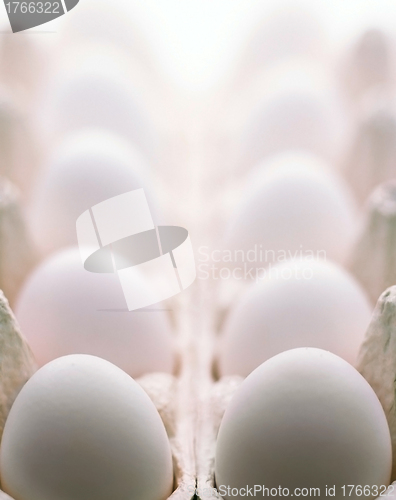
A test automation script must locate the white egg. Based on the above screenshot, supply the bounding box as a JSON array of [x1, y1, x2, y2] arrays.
[[15, 247, 175, 378], [60, 0, 155, 74], [29, 128, 151, 256], [215, 348, 392, 500], [42, 58, 156, 158], [0, 354, 174, 500], [225, 152, 358, 266], [236, 7, 325, 85], [238, 67, 348, 169], [218, 259, 372, 377]]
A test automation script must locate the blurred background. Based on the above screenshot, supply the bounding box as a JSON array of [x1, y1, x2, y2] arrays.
[[0, 0, 395, 377]]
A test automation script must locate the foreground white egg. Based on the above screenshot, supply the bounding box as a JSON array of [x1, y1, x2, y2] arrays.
[[0, 354, 174, 500], [218, 259, 372, 377], [15, 248, 175, 377], [215, 348, 392, 500], [225, 152, 358, 266], [29, 128, 151, 256]]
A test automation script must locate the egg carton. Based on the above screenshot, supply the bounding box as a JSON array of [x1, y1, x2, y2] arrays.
[[0, 178, 37, 308], [348, 180, 396, 305]]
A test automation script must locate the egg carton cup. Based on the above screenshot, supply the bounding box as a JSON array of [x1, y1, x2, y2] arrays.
[[357, 285, 396, 482], [0, 178, 37, 307], [0, 291, 36, 498], [136, 370, 195, 500], [349, 180, 396, 305]]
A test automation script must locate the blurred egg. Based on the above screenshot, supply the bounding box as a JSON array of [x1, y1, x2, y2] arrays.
[[236, 6, 325, 86], [224, 152, 358, 267], [60, 0, 155, 75], [238, 62, 349, 169], [41, 52, 156, 158], [15, 247, 175, 377], [215, 348, 392, 500], [29, 128, 151, 256], [0, 354, 174, 500], [218, 259, 372, 377]]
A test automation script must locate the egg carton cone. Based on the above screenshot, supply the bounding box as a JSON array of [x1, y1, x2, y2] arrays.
[[349, 181, 396, 305], [0, 291, 36, 450], [338, 29, 394, 110], [0, 178, 37, 307], [342, 92, 396, 205], [0, 93, 41, 204], [136, 293, 197, 500], [357, 286, 396, 481], [192, 280, 241, 500]]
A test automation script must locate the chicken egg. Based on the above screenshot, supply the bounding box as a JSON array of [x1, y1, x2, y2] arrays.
[[235, 7, 325, 88], [215, 348, 392, 500], [28, 128, 151, 257], [224, 152, 358, 267], [60, 0, 155, 75], [238, 66, 348, 169], [15, 247, 175, 377], [0, 354, 174, 500], [218, 259, 372, 377], [42, 56, 156, 158]]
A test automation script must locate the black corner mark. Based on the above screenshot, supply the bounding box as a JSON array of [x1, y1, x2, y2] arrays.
[[4, 0, 80, 33], [64, 0, 78, 11]]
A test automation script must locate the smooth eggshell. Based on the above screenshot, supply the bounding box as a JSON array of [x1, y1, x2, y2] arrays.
[[215, 348, 392, 500], [0, 354, 174, 500], [15, 247, 175, 378], [42, 59, 156, 157], [238, 73, 348, 169], [240, 7, 325, 74], [28, 128, 151, 257], [225, 152, 358, 266], [218, 259, 372, 377]]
